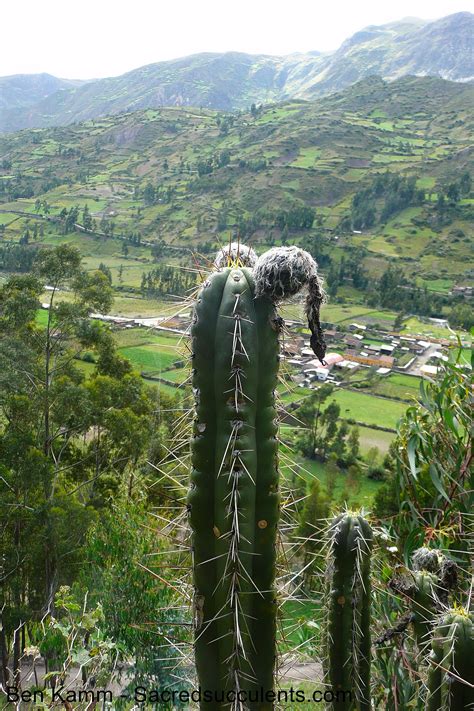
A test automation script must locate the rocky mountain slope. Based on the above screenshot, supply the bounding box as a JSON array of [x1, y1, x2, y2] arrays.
[[0, 12, 471, 132], [0, 73, 83, 113]]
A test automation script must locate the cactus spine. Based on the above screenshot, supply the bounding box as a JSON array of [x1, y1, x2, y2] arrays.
[[427, 608, 474, 711], [324, 512, 373, 710], [188, 265, 280, 709]]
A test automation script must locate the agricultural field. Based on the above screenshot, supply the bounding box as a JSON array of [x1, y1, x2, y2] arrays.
[[401, 316, 463, 340], [118, 328, 184, 374], [357, 425, 394, 454], [280, 301, 400, 331], [327, 389, 407, 429], [1, 76, 472, 298], [109, 295, 186, 317], [118, 344, 177, 372], [371, 373, 421, 400]]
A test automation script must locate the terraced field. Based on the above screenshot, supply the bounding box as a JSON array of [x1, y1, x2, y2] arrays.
[[1, 76, 472, 297], [9, 74, 471, 520]]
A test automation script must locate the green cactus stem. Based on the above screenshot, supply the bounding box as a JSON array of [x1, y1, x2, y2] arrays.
[[411, 570, 440, 653], [324, 512, 373, 711], [427, 608, 474, 711], [187, 245, 325, 709], [188, 264, 280, 709]]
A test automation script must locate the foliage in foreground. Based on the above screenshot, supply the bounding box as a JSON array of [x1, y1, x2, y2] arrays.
[[0, 245, 181, 695], [370, 350, 473, 709], [0, 244, 471, 709]]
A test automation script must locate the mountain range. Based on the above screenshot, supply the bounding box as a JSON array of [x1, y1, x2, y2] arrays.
[[0, 12, 472, 133]]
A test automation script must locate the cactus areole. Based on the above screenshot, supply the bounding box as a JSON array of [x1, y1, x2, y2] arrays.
[[188, 246, 325, 709]]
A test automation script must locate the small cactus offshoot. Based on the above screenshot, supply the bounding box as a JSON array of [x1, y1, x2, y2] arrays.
[[324, 512, 373, 711], [427, 608, 474, 711], [387, 547, 459, 655]]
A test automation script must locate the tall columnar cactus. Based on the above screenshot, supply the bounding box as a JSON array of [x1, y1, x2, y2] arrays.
[[324, 512, 373, 711], [188, 245, 325, 709], [427, 609, 474, 711]]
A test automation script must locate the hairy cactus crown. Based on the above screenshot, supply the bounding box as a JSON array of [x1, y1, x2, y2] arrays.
[[213, 242, 257, 269]]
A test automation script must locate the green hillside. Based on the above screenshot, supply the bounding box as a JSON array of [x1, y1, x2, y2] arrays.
[[1, 76, 472, 298]]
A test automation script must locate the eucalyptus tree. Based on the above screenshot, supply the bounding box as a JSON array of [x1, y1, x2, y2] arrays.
[[0, 245, 157, 684]]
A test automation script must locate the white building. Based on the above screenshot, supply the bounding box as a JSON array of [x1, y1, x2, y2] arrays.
[[420, 364, 438, 376], [315, 368, 330, 381], [335, 360, 360, 371]]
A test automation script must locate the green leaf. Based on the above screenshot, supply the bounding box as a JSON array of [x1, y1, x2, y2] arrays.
[[407, 436, 418, 480], [429, 463, 450, 503], [72, 648, 91, 666], [43, 670, 62, 682], [442, 406, 459, 436], [419, 379, 433, 412]]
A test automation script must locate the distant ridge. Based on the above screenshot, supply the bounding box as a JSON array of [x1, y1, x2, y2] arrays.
[[0, 12, 472, 132]]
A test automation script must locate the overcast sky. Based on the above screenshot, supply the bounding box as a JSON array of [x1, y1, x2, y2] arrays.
[[2, 0, 471, 79]]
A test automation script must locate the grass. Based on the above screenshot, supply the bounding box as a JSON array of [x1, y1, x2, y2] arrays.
[[363, 338, 386, 347], [142, 378, 181, 397], [75, 346, 183, 398], [279, 384, 311, 406], [0, 213, 18, 225], [403, 317, 469, 341], [74, 359, 96, 378], [326, 389, 406, 429], [159, 367, 188, 384], [114, 327, 183, 350], [292, 147, 322, 168], [119, 344, 180, 372], [313, 304, 397, 326], [372, 373, 421, 400], [36, 309, 49, 326], [417, 277, 454, 294], [279, 598, 322, 655], [357, 425, 394, 455], [287, 454, 384, 508], [110, 295, 186, 318], [38, 232, 155, 288], [36, 286, 184, 317]]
